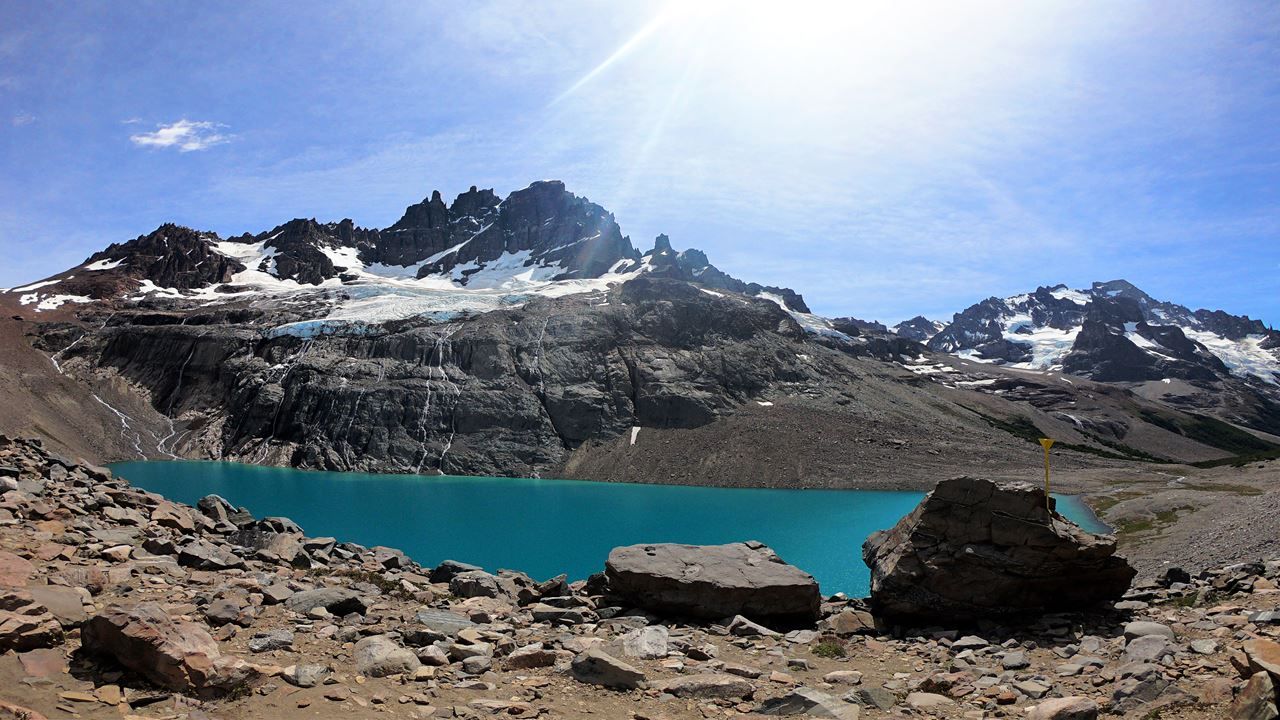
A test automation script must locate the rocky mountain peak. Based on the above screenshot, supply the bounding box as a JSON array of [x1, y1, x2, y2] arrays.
[[892, 316, 945, 343], [928, 279, 1279, 389]]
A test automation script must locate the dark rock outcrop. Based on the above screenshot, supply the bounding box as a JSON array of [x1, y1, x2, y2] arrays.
[[892, 316, 945, 343], [642, 234, 810, 313], [82, 224, 245, 293], [862, 476, 1135, 623], [604, 541, 821, 625]]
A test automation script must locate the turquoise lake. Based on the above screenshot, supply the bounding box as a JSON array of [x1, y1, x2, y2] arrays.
[[109, 461, 1109, 597]]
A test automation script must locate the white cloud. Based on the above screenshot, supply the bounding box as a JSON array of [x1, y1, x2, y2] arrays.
[[11, 112, 34, 127], [129, 119, 230, 152]]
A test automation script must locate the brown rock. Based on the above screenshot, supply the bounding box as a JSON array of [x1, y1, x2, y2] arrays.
[[25, 585, 88, 626], [81, 602, 257, 697], [0, 550, 35, 586], [1245, 638, 1280, 681], [18, 648, 67, 677], [0, 700, 49, 720], [0, 590, 63, 652], [821, 608, 877, 636], [1230, 672, 1279, 720]]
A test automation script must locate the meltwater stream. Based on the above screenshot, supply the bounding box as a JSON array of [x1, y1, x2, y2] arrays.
[[109, 461, 1109, 596]]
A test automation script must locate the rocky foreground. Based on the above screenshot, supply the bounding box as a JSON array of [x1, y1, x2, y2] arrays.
[[2, 436, 1280, 719]]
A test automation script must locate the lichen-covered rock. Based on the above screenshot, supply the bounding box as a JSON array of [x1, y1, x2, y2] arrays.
[[605, 541, 820, 625], [863, 476, 1135, 622]]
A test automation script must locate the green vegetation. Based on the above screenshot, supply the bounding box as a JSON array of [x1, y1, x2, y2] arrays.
[[1115, 508, 1186, 538], [1181, 482, 1262, 496], [963, 407, 1168, 462], [812, 640, 846, 659], [1140, 409, 1277, 455], [1088, 491, 1142, 514], [1191, 447, 1280, 469]]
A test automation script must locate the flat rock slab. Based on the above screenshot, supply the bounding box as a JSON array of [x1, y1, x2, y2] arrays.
[[605, 541, 820, 624], [17, 647, 68, 677], [0, 551, 34, 587]]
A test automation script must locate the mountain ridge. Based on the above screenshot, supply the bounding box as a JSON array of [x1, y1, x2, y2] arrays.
[[2, 181, 1279, 483]]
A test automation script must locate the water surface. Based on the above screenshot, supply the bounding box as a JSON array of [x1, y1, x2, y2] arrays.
[[110, 460, 1108, 596]]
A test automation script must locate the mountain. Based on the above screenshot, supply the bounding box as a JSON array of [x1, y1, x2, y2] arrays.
[[927, 280, 1279, 383], [925, 280, 1280, 437], [2, 187, 1278, 484], [892, 316, 946, 343]]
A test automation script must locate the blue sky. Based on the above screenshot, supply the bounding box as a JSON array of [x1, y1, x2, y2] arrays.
[[1, 1, 1278, 325]]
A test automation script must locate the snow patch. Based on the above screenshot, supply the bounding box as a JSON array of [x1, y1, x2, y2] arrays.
[[1049, 287, 1091, 305], [1184, 330, 1280, 384], [9, 278, 65, 293], [84, 258, 126, 271], [31, 294, 93, 311]]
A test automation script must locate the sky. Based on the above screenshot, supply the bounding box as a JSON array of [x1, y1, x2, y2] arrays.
[[1, 1, 1278, 325]]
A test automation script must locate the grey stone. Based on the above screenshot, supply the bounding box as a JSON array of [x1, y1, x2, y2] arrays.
[[757, 687, 859, 718], [283, 663, 329, 688], [1124, 635, 1173, 663], [570, 648, 646, 690], [353, 634, 420, 677], [1123, 621, 1175, 641], [248, 628, 294, 653], [284, 587, 367, 616], [620, 625, 668, 659], [605, 541, 820, 624]]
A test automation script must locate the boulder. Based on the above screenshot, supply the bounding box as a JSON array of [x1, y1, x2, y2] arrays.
[[81, 603, 256, 696], [353, 635, 420, 677], [604, 541, 820, 625], [284, 587, 367, 615], [862, 477, 1135, 622], [449, 570, 505, 599], [429, 559, 483, 584], [177, 540, 245, 570], [1231, 672, 1279, 720]]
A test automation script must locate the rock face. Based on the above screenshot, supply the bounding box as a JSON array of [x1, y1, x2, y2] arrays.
[[604, 541, 821, 625], [862, 477, 1135, 622], [81, 603, 255, 696]]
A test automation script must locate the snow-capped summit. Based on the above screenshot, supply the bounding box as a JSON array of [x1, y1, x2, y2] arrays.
[[928, 280, 1279, 385], [3, 180, 812, 325], [892, 316, 946, 343]]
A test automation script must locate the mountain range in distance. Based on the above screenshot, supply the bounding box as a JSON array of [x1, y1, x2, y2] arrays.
[[2, 180, 1278, 484]]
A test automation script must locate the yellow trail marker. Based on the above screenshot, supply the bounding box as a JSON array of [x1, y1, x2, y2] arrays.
[[1039, 438, 1055, 509]]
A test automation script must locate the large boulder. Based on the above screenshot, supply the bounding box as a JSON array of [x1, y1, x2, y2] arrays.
[[862, 477, 1135, 623], [604, 541, 820, 625], [81, 603, 257, 697]]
